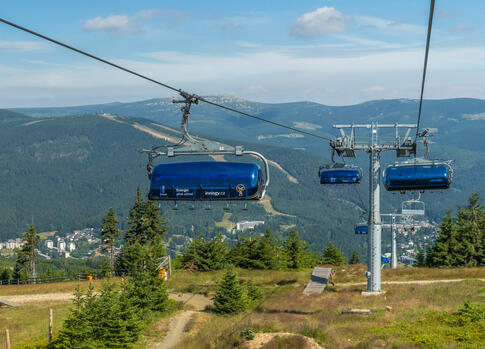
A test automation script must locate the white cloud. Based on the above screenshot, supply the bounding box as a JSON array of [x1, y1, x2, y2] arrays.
[[3, 45, 485, 107], [354, 15, 423, 35], [291, 7, 347, 38], [451, 23, 473, 32], [0, 40, 48, 51], [234, 41, 262, 49], [364, 85, 386, 93], [83, 14, 138, 35], [83, 9, 182, 35]]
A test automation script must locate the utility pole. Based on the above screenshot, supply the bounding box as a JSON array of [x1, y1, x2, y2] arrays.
[[331, 123, 416, 294]]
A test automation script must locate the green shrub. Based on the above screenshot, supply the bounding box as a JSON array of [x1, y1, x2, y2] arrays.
[[240, 328, 256, 340]]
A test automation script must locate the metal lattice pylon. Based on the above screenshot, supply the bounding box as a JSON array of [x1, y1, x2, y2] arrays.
[[330, 123, 417, 294]]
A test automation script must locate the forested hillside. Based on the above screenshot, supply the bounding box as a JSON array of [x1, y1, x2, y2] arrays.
[[4, 97, 485, 257], [0, 110, 366, 257]]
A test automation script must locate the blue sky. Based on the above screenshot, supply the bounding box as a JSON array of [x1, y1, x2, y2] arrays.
[[1, 0, 484, 107]]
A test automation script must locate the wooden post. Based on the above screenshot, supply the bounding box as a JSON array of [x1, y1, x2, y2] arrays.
[[5, 329, 11, 349], [168, 255, 172, 276], [49, 308, 53, 344]]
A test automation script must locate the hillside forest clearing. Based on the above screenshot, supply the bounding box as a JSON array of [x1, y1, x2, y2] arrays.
[[0, 265, 484, 348]]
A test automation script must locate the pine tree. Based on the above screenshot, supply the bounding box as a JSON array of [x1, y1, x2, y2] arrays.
[[349, 250, 360, 264], [427, 211, 458, 266], [182, 234, 228, 271], [214, 267, 247, 314], [230, 228, 282, 270], [55, 282, 145, 348], [125, 187, 145, 244], [101, 207, 120, 276], [456, 193, 484, 266], [428, 193, 485, 267], [415, 251, 426, 267], [257, 228, 281, 269], [282, 230, 313, 269], [0, 268, 12, 281], [141, 199, 167, 244], [54, 286, 97, 348], [118, 188, 168, 276], [322, 242, 347, 266], [13, 224, 40, 280]]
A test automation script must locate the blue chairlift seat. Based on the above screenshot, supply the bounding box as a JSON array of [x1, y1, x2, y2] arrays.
[[149, 161, 263, 201], [319, 164, 362, 184], [383, 160, 452, 192], [355, 225, 368, 235], [381, 257, 390, 264]]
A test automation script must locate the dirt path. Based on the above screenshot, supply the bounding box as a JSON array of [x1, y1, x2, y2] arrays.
[[258, 194, 296, 217], [153, 293, 212, 349], [155, 310, 195, 349], [268, 160, 298, 184], [243, 332, 323, 349], [1, 291, 212, 348], [1, 291, 213, 306]]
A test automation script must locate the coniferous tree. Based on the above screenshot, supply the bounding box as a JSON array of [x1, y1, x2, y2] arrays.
[[141, 199, 167, 244], [428, 193, 485, 267], [55, 282, 145, 348], [182, 234, 228, 271], [257, 228, 281, 269], [101, 207, 120, 276], [54, 286, 97, 348], [214, 267, 247, 314], [415, 251, 426, 267], [0, 268, 12, 281], [427, 211, 458, 266], [230, 228, 282, 270], [282, 230, 309, 269], [456, 193, 484, 266], [245, 279, 263, 304], [349, 250, 360, 264], [13, 224, 40, 280], [124, 187, 145, 244], [322, 242, 347, 266], [117, 189, 168, 276]]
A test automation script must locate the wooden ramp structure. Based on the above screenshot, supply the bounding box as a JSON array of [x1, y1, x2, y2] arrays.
[[303, 267, 332, 295]]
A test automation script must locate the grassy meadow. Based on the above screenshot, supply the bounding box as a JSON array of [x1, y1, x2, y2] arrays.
[[0, 265, 483, 348]]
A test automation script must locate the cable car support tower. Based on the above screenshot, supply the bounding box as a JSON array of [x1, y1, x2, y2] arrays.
[[330, 123, 417, 294]]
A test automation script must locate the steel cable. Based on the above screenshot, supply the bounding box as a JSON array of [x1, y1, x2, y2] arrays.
[[415, 0, 435, 141], [0, 17, 332, 142]]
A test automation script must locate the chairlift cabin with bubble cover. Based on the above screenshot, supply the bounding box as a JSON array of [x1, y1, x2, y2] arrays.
[[319, 164, 362, 184], [149, 161, 264, 200], [383, 159, 452, 192]]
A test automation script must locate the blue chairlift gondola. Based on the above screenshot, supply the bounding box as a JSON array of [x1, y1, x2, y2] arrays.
[[149, 161, 264, 201], [319, 163, 362, 184], [141, 91, 270, 204], [355, 225, 368, 235], [383, 158, 452, 192]]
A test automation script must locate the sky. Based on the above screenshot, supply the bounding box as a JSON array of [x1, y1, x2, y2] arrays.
[[1, 0, 484, 107]]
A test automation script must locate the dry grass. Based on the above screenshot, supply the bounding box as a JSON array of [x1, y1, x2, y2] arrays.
[[169, 266, 485, 349], [1, 266, 484, 348], [166, 268, 312, 294], [0, 301, 72, 349], [328, 264, 485, 284], [0, 278, 119, 297]]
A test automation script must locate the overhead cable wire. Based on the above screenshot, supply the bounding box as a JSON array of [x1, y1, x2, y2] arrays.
[[0, 17, 332, 142], [415, 0, 435, 141]]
